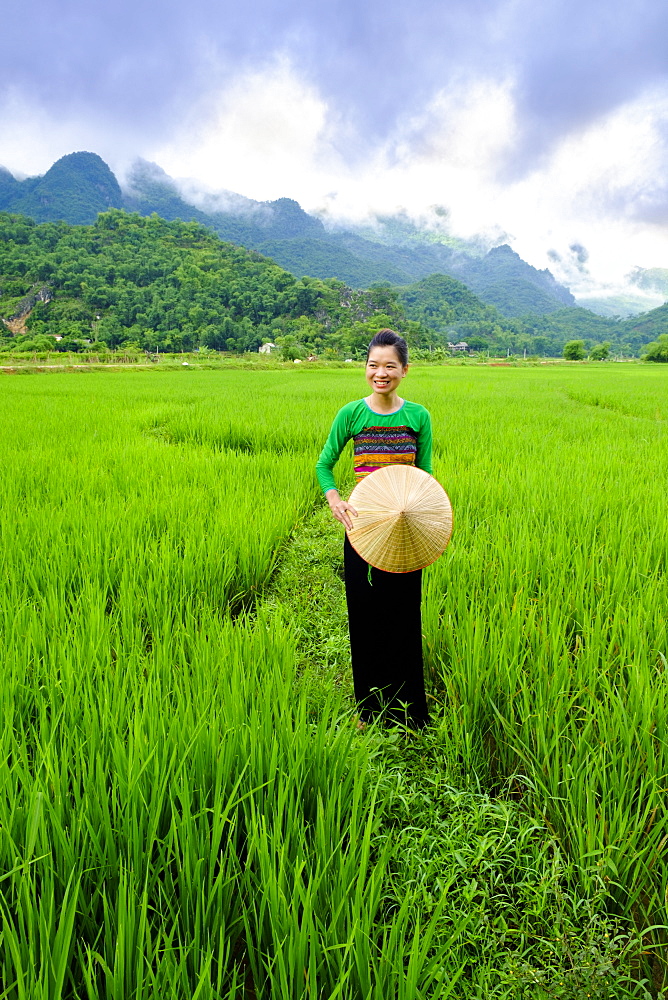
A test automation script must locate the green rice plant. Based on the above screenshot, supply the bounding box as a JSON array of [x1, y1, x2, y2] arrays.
[[1, 364, 666, 996], [421, 364, 668, 983]]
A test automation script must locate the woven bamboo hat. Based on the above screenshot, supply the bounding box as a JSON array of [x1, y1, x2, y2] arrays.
[[347, 465, 453, 573]]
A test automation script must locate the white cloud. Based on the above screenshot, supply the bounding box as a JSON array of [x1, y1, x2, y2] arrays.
[[2, 58, 668, 300], [0, 86, 139, 180], [0, 88, 82, 176], [151, 57, 348, 201], [499, 91, 668, 294], [150, 63, 668, 295]]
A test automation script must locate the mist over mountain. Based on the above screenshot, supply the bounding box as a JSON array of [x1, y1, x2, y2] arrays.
[[3, 151, 666, 326], [124, 162, 576, 314], [0, 152, 581, 318]]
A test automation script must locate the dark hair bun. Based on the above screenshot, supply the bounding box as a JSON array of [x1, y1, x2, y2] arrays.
[[367, 328, 408, 367]]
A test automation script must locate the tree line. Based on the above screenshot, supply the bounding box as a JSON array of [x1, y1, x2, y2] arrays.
[[0, 210, 664, 359]]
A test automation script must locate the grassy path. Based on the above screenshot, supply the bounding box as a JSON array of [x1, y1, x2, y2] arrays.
[[259, 507, 649, 999]]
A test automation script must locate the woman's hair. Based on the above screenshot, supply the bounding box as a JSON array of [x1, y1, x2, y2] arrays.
[[366, 328, 408, 367]]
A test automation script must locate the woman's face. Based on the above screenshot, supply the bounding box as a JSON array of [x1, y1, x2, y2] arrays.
[[365, 345, 407, 396]]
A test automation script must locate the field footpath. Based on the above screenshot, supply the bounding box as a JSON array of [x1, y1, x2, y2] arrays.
[[240, 502, 648, 998]]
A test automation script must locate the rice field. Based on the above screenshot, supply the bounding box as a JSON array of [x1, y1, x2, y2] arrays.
[[0, 363, 666, 998]]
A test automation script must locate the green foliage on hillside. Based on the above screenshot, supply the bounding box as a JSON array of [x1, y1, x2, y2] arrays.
[[1, 152, 123, 224], [255, 238, 410, 287], [625, 301, 668, 344], [527, 304, 668, 355], [1, 208, 664, 359], [522, 307, 618, 339], [0, 153, 578, 316], [0, 211, 331, 352], [456, 245, 575, 316], [0, 211, 430, 356], [0, 166, 20, 210], [397, 273, 501, 331]]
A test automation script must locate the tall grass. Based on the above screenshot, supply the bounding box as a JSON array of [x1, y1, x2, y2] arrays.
[[1, 364, 666, 996], [420, 365, 668, 980], [0, 370, 469, 998]]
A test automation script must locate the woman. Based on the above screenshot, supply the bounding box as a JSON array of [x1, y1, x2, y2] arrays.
[[316, 329, 433, 729]]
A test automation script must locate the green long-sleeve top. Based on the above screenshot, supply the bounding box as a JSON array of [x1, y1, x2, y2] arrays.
[[316, 398, 433, 495]]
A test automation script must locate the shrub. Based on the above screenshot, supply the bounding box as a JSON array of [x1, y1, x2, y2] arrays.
[[563, 340, 586, 360], [589, 342, 610, 361], [642, 332, 668, 362]]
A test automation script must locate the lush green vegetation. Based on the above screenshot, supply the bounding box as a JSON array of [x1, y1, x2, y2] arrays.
[[397, 274, 502, 336], [1, 210, 665, 360], [396, 281, 665, 358], [563, 339, 586, 360], [641, 330, 668, 361], [3, 152, 667, 346], [0, 153, 578, 314], [0, 211, 427, 357], [444, 244, 575, 316], [253, 237, 409, 288], [0, 364, 666, 997], [0, 152, 122, 225]]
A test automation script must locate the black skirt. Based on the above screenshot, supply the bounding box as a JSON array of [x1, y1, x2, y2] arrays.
[[343, 535, 429, 728]]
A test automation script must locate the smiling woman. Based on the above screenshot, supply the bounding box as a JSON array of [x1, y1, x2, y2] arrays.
[[316, 328, 434, 729]]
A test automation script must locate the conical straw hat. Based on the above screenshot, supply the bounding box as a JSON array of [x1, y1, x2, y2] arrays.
[[347, 465, 453, 573]]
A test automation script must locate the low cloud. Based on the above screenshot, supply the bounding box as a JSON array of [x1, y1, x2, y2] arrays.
[[150, 65, 668, 292], [2, 0, 668, 298]]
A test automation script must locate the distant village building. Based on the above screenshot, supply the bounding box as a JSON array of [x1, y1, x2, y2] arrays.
[[448, 341, 469, 352], [259, 343, 277, 354]]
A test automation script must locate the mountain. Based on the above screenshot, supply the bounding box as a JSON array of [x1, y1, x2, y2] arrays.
[[0, 152, 575, 315], [0, 152, 122, 224], [0, 166, 20, 210], [122, 160, 401, 286], [124, 159, 327, 245], [574, 294, 663, 319], [126, 163, 575, 314], [122, 160, 215, 228], [252, 238, 411, 286], [396, 273, 502, 332], [622, 301, 668, 351], [326, 220, 576, 315], [447, 244, 576, 316]]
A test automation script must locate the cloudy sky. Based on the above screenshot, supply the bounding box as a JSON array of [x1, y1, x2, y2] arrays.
[[2, 0, 668, 301]]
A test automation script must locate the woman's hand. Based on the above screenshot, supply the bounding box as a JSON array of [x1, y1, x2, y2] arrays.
[[325, 489, 358, 531]]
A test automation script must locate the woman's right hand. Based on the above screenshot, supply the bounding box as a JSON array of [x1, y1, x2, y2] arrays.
[[325, 490, 358, 532]]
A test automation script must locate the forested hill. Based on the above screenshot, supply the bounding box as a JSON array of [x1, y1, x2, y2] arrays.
[[0, 153, 122, 225], [0, 210, 441, 355], [0, 152, 575, 316], [1, 210, 659, 358]]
